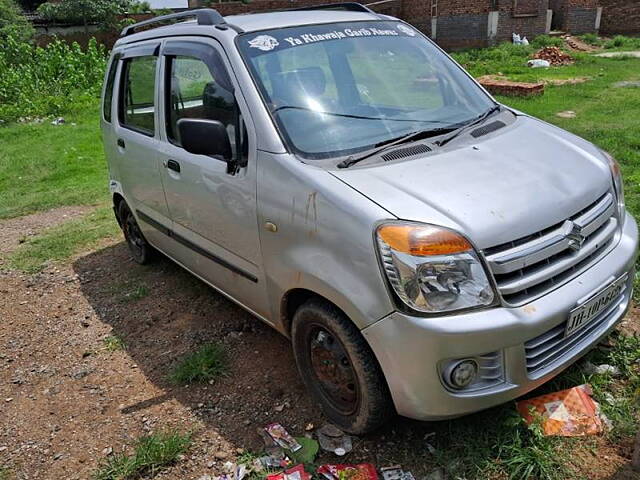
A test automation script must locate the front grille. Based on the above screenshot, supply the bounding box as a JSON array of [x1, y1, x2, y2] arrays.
[[484, 192, 618, 305], [524, 285, 626, 376]]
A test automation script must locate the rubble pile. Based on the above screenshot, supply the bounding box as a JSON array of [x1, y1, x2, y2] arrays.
[[532, 47, 575, 66]]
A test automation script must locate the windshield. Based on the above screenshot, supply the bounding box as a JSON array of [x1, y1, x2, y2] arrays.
[[238, 21, 495, 159]]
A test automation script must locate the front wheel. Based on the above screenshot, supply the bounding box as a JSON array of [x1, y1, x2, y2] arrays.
[[291, 298, 394, 434], [118, 201, 155, 265]]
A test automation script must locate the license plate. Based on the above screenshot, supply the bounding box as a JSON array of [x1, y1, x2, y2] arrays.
[[565, 274, 627, 338]]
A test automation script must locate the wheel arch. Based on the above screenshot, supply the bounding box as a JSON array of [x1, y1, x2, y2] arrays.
[[112, 192, 126, 227]]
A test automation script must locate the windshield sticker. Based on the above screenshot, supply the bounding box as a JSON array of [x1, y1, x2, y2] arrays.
[[248, 35, 280, 51], [282, 27, 399, 47], [397, 24, 416, 36], [245, 23, 417, 54]]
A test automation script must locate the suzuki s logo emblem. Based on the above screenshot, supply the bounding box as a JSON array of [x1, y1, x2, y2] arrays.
[[566, 222, 586, 252]]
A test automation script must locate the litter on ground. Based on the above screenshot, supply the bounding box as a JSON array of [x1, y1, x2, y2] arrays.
[[528, 59, 550, 68], [517, 384, 611, 436], [317, 464, 378, 480], [556, 110, 577, 119], [265, 423, 302, 452], [267, 465, 312, 480], [317, 424, 353, 456], [380, 465, 416, 480]]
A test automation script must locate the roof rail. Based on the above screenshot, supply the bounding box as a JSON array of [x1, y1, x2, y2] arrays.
[[287, 2, 376, 13], [120, 8, 231, 37]]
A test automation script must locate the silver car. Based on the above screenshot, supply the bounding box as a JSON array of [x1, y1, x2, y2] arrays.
[[101, 4, 638, 434]]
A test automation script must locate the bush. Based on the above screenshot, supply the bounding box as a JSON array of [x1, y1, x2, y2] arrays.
[[530, 34, 564, 49], [0, 34, 107, 122], [602, 34, 640, 50], [0, 0, 34, 43], [580, 33, 602, 46]]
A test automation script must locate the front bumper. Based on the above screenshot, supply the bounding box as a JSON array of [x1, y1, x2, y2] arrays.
[[363, 211, 638, 420]]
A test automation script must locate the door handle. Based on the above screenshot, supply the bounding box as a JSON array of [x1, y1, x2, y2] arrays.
[[117, 138, 125, 148], [166, 159, 181, 173]]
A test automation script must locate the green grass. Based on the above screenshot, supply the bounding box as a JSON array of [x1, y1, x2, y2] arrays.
[[0, 104, 108, 219], [169, 343, 229, 385], [8, 206, 120, 273], [0, 466, 10, 480], [106, 279, 151, 303], [93, 431, 191, 480], [103, 335, 126, 352]]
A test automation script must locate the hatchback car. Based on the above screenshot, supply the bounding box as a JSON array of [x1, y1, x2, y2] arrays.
[[101, 3, 638, 434]]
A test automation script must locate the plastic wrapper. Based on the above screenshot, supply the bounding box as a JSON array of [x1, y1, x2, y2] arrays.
[[517, 384, 609, 436], [265, 423, 302, 452], [267, 465, 311, 480], [317, 464, 378, 480]]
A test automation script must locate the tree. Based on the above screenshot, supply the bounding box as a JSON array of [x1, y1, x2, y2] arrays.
[[37, 0, 149, 34], [0, 0, 34, 43], [15, 0, 46, 11]]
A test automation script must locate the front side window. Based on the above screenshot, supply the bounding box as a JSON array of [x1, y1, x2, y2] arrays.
[[238, 22, 495, 159], [166, 55, 237, 155], [119, 55, 157, 135]]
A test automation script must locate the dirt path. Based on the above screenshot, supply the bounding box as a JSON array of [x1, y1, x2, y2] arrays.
[[0, 210, 638, 479], [0, 206, 92, 260]]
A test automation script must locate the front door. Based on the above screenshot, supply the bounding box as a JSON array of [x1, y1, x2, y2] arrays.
[[157, 39, 269, 320]]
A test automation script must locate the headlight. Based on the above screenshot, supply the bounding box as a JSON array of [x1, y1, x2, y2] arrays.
[[376, 223, 495, 313], [603, 151, 625, 218]]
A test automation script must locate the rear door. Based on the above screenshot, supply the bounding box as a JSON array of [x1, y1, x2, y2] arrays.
[[156, 38, 269, 320], [113, 42, 172, 247]]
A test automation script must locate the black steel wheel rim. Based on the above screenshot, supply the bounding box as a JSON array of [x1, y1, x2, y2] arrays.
[[124, 213, 144, 257], [307, 325, 359, 416]]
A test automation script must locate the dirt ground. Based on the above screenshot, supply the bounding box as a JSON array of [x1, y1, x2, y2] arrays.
[[1, 209, 639, 479]]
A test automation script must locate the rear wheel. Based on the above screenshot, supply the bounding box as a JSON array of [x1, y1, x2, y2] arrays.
[[291, 298, 394, 434], [118, 201, 154, 265]]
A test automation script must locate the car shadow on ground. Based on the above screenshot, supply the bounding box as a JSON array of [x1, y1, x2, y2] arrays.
[[71, 241, 459, 465], [72, 241, 638, 476]]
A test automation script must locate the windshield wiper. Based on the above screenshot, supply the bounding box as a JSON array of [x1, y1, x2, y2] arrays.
[[270, 105, 451, 124], [337, 126, 457, 169], [435, 105, 502, 148]]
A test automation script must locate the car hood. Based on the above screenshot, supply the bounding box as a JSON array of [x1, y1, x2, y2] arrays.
[[330, 115, 612, 249]]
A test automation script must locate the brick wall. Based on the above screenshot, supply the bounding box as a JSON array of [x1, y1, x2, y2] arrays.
[[599, 0, 640, 34], [496, 0, 549, 42], [190, 0, 400, 17], [548, 0, 599, 33]]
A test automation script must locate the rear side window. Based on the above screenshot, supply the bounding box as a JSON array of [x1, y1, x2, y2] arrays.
[[103, 56, 119, 122], [119, 56, 157, 135]]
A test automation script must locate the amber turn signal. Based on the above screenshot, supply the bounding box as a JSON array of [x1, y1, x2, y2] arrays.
[[378, 224, 472, 256]]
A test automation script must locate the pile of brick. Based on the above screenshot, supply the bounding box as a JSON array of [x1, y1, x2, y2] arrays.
[[533, 47, 575, 66], [476, 75, 544, 97], [563, 35, 598, 52]]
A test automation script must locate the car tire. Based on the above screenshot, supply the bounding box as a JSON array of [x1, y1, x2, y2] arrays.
[[291, 298, 394, 435], [118, 201, 155, 265]]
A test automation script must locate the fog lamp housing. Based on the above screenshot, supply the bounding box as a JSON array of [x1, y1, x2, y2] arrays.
[[443, 359, 478, 390]]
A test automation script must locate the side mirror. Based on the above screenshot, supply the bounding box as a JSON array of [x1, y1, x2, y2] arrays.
[[177, 118, 232, 161]]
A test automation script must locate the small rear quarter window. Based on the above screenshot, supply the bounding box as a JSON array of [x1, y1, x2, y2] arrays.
[[103, 56, 119, 123]]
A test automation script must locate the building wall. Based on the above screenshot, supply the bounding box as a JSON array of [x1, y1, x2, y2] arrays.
[[548, 0, 600, 33], [190, 0, 400, 17], [599, 0, 640, 34], [496, 0, 550, 42], [401, 0, 551, 49]]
